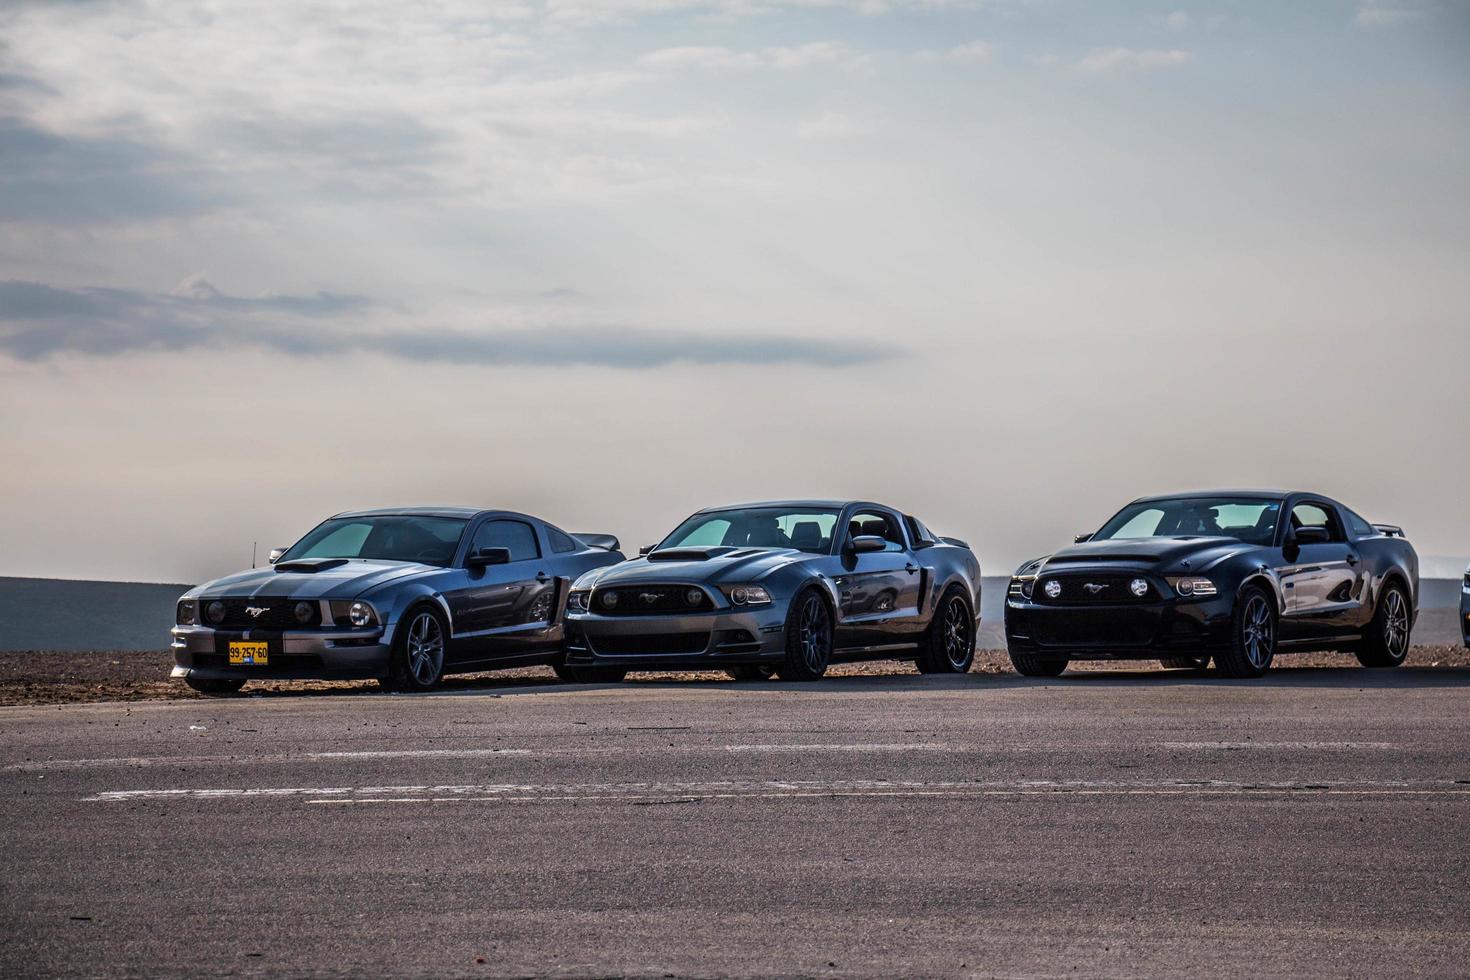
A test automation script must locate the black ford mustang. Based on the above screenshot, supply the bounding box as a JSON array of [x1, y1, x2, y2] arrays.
[[1004, 490, 1419, 678]]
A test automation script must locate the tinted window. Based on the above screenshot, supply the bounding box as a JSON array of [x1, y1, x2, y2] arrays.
[[472, 520, 539, 561], [1344, 509, 1375, 537], [661, 507, 840, 554], [1095, 497, 1281, 546], [849, 511, 906, 552], [547, 526, 579, 553], [284, 516, 467, 566], [1291, 503, 1343, 542]]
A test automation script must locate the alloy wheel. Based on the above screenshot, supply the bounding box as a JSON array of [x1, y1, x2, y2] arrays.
[[1383, 589, 1409, 659], [406, 611, 445, 685], [798, 596, 831, 673], [942, 597, 971, 668], [1241, 594, 1274, 669]]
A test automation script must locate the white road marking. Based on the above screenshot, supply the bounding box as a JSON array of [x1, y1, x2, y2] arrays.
[[81, 777, 1470, 804], [1164, 741, 1398, 750]]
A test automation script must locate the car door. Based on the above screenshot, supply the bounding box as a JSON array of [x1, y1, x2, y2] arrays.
[[1278, 501, 1363, 641], [443, 518, 556, 663], [832, 508, 923, 649]]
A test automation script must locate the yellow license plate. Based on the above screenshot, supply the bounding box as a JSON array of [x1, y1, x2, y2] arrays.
[[228, 641, 269, 666]]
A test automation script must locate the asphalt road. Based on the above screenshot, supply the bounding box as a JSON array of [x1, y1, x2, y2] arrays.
[[3, 667, 1469, 977]]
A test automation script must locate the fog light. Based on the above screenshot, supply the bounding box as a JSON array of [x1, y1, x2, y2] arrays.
[[206, 600, 226, 624], [601, 591, 619, 609], [1130, 578, 1149, 597], [685, 588, 704, 606], [1043, 580, 1062, 599], [294, 601, 314, 624]]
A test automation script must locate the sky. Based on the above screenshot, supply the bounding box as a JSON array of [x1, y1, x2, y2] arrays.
[[1, 0, 1467, 585]]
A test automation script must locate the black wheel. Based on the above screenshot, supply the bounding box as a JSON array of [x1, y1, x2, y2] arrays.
[[781, 589, 832, 681], [563, 666, 627, 684], [184, 676, 246, 696], [552, 663, 576, 682], [1356, 581, 1412, 668], [1215, 585, 1276, 678], [386, 605, 448, 692], [725, 665, 778, 681], [1159, 655, 1209, 670], [1008, 651, 1068, 677], [917, 588, 975, 674]]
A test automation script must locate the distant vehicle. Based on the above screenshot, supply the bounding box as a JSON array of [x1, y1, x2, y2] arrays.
[[1004, 490, 1418, 679], [171, 508, 624, 694], [1462, 564, 1469, 649], [562, 500, 980, 682]]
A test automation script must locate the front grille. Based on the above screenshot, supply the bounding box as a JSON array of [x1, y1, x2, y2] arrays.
[[1034, 574, 1156, 605], [203, 598, 322, 630], [588, 632, 711, 656], [589, 585, 712, 616]]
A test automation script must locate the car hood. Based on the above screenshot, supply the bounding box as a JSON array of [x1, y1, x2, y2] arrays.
[[581, 547, 815, 588], [1034, 536, 1258, 575], [189, 560, 432, 600]]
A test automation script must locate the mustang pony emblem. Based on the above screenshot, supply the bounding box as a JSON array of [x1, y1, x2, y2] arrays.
[[639, 592, 661, 605], [1083, 583, 1108, 594], [245, 606, 269, 618]]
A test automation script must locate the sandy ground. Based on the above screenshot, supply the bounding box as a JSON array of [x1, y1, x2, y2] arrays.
[[2, 645, 1466, 705]]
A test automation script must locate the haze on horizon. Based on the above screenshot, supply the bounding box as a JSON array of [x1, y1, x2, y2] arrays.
[[1, 0, 1467, 586]]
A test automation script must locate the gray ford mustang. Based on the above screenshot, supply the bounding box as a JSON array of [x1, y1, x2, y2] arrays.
[[171, 508, 623, 694], [562, 500, 981, 682]]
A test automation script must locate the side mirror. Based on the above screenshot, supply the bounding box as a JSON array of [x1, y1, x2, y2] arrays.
[[849, 535, 887, 554], [467, 546, 512, 568], [639, 544, 655, 556], [1074, 533, 1093, 543], [267, 548, 287, 564], [1294, 526, 1331, 545]]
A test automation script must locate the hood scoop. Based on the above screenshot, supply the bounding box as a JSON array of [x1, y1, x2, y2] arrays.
[[273, 557, 350, 574], [646, 547, 736, 562]]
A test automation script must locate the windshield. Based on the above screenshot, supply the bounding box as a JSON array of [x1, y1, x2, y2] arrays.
[[1094, 497, 1282, 546], [660, 507, 841, 554], [282, 515, 468, 567]]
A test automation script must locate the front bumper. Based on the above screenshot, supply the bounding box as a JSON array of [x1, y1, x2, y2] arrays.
[[169, 623, 396, 681], [1461, 592, 1469, 649], [1004, 593, 1236, 659], [566, 605, 787, 670]]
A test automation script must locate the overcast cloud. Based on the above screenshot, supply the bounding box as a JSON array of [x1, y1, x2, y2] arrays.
[[0, 0, 1467, 583]]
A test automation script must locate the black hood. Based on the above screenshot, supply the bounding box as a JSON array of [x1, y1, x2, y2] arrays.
[[1039, 536, 1259, 574]]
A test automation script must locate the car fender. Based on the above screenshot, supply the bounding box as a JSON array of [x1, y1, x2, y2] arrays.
[[367, 582, 456, 634]]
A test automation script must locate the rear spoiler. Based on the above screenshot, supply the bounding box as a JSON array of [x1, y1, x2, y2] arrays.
[[940, 536, 970, 550], [574, 533, 621, 552], [1372, 524, 1405, 538]]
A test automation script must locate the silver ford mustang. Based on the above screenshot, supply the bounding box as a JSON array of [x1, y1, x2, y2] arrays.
[[562, 500, 981, 682], [171, 508, 623, 694]]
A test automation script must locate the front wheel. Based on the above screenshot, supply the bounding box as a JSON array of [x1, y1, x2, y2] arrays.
[[780, 589, 832, 681], [1215, 586, 1276, 679], [916, 589, 975, 674], [385, 606, 448, 692], [1008, 651, 1068, 677], [1355, 582, 1412, 668], [185, 676, 247, 696]]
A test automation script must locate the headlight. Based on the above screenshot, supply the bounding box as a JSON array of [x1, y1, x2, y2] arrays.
[[722, 585, 772, 606], [567, 590, 590, 613], [329, 600, 379, 627], [293, 601, 315, 624], [1169, 577, 1217, 597], [1008, 577, 1036, 599], [1130, 578, 1149, 597], [176, 600, 198, 625], [206, 600, 226, 625]]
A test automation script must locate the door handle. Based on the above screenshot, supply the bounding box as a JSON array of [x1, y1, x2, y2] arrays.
[[905, 563, 919, 574], [1346, 554, 1360, 566], [535, 571, 550, 583]]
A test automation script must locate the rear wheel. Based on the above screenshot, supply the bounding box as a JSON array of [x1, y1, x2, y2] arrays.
[[780, 589, 832, 681], [1008, 652, 1068, 677], [1215, 585, 1275, 679], [185, 676, 246, 696], [916, 589, 975, 674], [385, 605, 448, 692], [725, 665, 777, 681], [1159, 655, 1209, 670], [1355, 582, 1412, 668]]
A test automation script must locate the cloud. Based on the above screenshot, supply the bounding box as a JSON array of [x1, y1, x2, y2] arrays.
[[0, 279, 901, 369], [1073, 48, 1191, 74], [914, 40, 993, 63], [638, 42, 859, 71], [797, 112, 876, 139], [1353, 4, 1427, 27]]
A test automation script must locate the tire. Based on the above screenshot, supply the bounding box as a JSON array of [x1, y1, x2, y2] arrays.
[[916, 588, 975, 674], [1159, 656, 1209, 670], [386, 605, 449, 692], [185, 676, 246, 696], [725, 665, 777, 681], [1215, 585, 1276, 679], [1008, 651, 1068, 677], [780, 589, 833, 681], [1355, 581, 1412, 668], [563, 666, 627, 684], [552, 663, 577, 682]]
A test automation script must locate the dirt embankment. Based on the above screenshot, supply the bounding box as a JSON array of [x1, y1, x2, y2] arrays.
[[2, 646, 1467, 706]]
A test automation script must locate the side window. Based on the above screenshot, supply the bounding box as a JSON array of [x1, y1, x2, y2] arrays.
[[905, 515, 935, 546], [472, 520, 539, 562], [1291, 503, 1343, 542], [848, 511, 906, 552], [546, 525, 579, 554], [1344, 509, 1375, 538]]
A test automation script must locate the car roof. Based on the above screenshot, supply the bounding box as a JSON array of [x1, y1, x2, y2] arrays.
[[331, 506, 524, 521], [1129, 489, 1308, 505], [696, 499, 885, 514]]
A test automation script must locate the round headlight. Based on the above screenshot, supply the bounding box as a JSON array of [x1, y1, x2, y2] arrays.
[[1177, 578, 1194, 596], [601, 591, 619, 609], [348, 602, 372, 627], [685, 588, 704, 606], [1130, 578, 1149, 597], [730, 587, 748, 604], [294, 601, 315, 624], [1043, 580, 1062, 599], [206, 600, 226, 624]]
